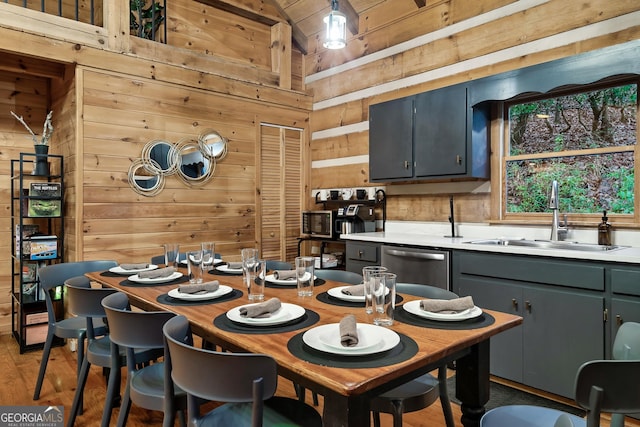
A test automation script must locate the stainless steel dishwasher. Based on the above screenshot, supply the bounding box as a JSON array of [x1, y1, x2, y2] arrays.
[[380, 245, 450, 290]]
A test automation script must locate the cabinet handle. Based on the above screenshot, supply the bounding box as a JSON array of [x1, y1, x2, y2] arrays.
[[403, 160, 410, 169], [456, 155, 462, 165], [511, 298, 518, 310], [525, 300, 532, 313], [616, 314, 623, 326], [358, 250, 363, 258]]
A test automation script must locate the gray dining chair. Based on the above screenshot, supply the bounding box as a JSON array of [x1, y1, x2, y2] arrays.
[[64, 276, 161, 427], [101, 292, 186, 427], [315, 268, 363, 284], [265, 260, 292, 271], [481, 360, 640, 427], [163, 315, 323, 427], [369, 282, 457, 427], [33, 260, 118, 406]]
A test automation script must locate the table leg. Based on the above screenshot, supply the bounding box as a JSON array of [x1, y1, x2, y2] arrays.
[[322, 393, 371, 427], [456, 339, 490, 427]]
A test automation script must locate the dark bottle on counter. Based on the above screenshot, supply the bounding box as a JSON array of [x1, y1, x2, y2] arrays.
[[598, 210, 612, 246]]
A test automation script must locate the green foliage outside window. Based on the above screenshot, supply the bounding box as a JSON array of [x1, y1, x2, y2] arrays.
[[506, 83, 637, 215], [130, 0, 165, 41]]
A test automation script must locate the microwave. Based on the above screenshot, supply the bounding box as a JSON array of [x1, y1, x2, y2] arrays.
[[301, 210, 336, 239]]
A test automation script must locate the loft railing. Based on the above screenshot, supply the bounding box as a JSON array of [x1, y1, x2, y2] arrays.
[[3, 0, 166, 42]]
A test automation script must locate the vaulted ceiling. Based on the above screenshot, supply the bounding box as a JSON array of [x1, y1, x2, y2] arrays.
[[193, 0, 428, 54]]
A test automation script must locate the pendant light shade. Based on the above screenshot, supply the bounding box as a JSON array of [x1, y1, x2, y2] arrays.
[[323, 0, 346, 49]]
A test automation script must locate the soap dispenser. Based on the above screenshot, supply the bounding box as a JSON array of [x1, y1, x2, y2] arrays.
[[598, 210, 612, 246]]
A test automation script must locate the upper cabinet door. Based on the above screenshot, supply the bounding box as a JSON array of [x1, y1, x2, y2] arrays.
[[414, 85, 467, 177], [369, 96, 414, 182]]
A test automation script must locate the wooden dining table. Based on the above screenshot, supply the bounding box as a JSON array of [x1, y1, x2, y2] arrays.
[[86, 266, 522, 427]]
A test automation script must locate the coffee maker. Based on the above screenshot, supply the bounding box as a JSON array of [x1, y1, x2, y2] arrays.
[[335, 204, 376, 235]]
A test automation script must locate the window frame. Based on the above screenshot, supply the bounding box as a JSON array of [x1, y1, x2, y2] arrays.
[[495, 77, 639, 226]]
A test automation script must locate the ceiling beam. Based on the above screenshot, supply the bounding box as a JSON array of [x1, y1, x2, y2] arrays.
[[339, 0, 359, 36], [263, 0, 308, 54]]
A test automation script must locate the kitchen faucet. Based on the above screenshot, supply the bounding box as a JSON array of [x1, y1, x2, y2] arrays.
[[549, 180, 568, 241]]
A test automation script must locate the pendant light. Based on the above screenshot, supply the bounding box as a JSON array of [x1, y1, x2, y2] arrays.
[[323, 0, 347, 49]]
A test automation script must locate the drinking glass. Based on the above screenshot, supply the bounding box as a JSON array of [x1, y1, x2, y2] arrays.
[[295, 256, 315, 297], [201, 242, 216, 273], [186, 249, 204, 284], [247, 259, 266, 301], [241, 248, 259, 298], [164, 243, 180, 268], [362, 266, 388, 314], [372, 272, 396, 326]]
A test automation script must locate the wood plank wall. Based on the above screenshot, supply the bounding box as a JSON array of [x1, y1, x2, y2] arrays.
[[305, 0, 640, 223]]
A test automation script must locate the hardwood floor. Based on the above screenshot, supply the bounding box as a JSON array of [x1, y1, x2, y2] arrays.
[[2, 334, 634, 427]]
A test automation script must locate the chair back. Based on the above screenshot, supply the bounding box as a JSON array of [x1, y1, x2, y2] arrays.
[[38, 260, 117, 325], [612, 322, 640, 360], [163, 315, 278, 403], [396, 283, 459, 300], [102, 292, 175, 349], [65, 280, 117, 319], [265, 260, 292, 271], [574, 360, 640, 427], [315, 269, 363, 284]]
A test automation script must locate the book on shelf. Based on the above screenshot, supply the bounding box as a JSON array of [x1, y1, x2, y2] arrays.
[[28, 182, 61, 217], [15, 224, 40, 257]]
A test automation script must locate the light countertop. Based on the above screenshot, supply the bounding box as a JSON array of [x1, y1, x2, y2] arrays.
[[340, 226, 640, 265]]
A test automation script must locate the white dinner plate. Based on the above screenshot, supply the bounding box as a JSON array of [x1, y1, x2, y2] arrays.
[[326, 285, 389, 302], [226, 303, 305, 326], [264, 274, 318, 286], [215, 264, 243, 274], [167, 284, 233, 301], [128, 271, 183, 284], [303, 323, 400, 356], [109, 264, 158, 275], [402, 300, 483, 321]]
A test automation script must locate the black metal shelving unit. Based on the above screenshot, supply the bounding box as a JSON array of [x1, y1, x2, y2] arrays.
[[10, 152, 65, 353]]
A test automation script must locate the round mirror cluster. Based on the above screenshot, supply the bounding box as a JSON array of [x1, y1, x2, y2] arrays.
[[128, 129, 228, 196]]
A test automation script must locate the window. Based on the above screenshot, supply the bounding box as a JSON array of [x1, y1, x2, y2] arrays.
[[502, 80, 637, 221]]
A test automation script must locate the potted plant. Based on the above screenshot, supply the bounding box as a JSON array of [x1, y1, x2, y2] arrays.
[[130, 0, 165, 41], [11, 110, 54, 176]]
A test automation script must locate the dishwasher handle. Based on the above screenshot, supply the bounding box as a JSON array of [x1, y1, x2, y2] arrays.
[[383, 248, 446, 261]]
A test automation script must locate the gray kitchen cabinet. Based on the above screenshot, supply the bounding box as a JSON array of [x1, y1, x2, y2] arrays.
[[454, 250, 605, 398], [345, 240, 380, 274], [610, 267, 640, 351], [369, 84, 490, 182], [368, 96, 414, 181]]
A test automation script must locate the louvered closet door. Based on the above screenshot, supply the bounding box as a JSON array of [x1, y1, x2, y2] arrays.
[[259, 125, 302, 263]]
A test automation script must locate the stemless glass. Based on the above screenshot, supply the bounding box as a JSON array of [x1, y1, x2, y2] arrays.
[[295, 256, 315, 297], [362, 266, 388, 314], [164, 243, 180, 268], [186, 249, 204, 284], [201, 242, 216, 273], [241, 248, 259, 298], [372, 272, 396, 326]]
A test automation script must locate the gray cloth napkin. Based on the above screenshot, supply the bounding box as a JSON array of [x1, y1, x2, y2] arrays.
[[138, 266, 176, 279], [420, 295, 475, 314], [273, 270, 296, 280], [226, 262, 243, 269], [339, 314, 359, 347], [341, 284, 365, 296], [120, 263, 149, 270], [239, 297, 282, 318], [178, 280, 219, 294]]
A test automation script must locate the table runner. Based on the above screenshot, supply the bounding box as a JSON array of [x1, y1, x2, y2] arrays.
[[287, 332, 418, 368]]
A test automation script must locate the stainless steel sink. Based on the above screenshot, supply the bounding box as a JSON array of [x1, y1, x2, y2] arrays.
[[465, 238, 627, 252]]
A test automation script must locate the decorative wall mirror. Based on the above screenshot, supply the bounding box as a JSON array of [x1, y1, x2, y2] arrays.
[[175, 137, 215, 185], [129, 129, 226, 195], [141, 139, 178, 175], [198, 129, 228, 160], [128, 158, 165, 196]]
